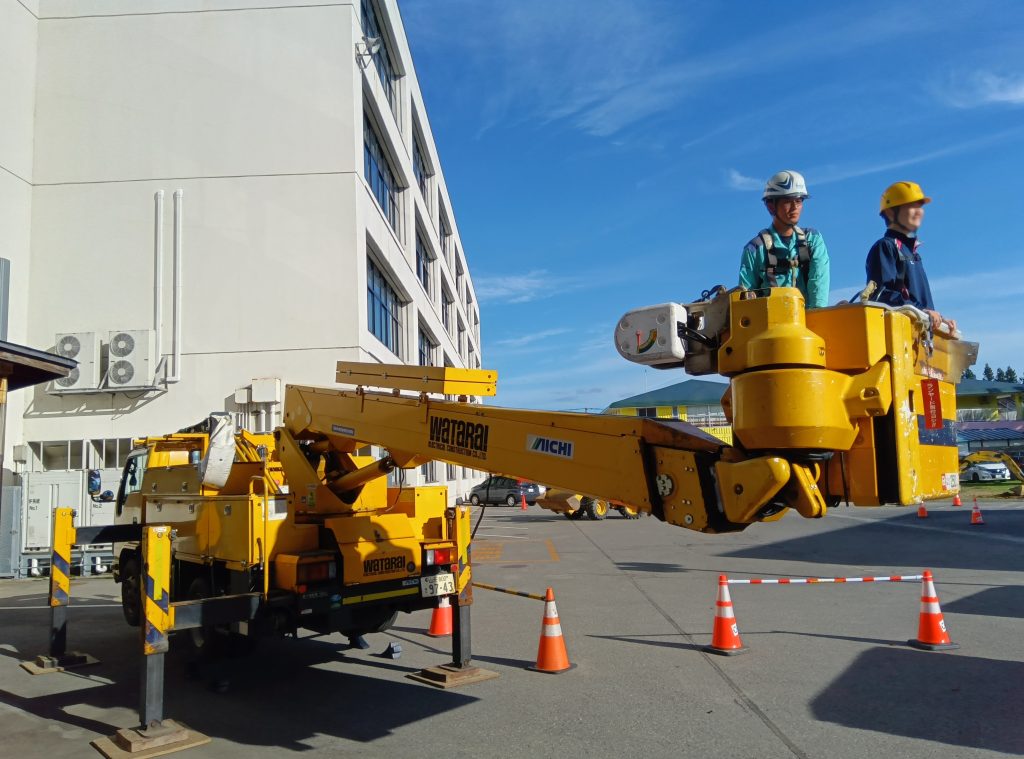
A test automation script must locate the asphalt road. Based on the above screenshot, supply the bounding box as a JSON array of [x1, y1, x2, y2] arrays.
[[1, 498, 1022, 758]]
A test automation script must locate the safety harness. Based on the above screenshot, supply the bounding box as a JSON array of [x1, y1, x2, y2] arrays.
[[891, 237, 917, 299], [752, 227, 813, 287]]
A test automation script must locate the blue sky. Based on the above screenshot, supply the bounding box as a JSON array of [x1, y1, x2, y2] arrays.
[[401, 0, 1024, 410]]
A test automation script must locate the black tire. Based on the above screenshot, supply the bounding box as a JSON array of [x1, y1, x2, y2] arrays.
[[119, 554, 141, 627], [470, 494, 481, 506], [506, 494, 518, 507], [972, 473, 980, 482], [568, 508, 584, 520], [563, 512, 574, 520], [583, 497, 606, 520]]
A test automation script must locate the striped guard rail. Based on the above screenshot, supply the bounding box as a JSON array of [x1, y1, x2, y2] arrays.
[[727, 574, 923, 585], [473, 582, 546, 601]]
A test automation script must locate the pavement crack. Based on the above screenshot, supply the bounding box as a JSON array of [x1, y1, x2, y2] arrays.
[[570, 522, 811, 759]]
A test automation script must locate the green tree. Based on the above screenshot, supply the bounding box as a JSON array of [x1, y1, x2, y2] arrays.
[[962, 367, 977, 380], [1006, 367, 1019, 383], [983, 363, 995, 381], [996, 368, 1007, 381]]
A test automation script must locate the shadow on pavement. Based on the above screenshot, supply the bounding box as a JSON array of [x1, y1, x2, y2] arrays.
[[587, 633, 705, 653], [614, 561, 689, 573], [0, 601, 478, 751], [811, 647, 1024, 754], [723, 509, 1024, 572], [942, 585, 1024, 619]]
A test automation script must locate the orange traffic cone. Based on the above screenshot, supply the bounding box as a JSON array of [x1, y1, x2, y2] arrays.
[[970, 499, 985, 526], [529, 588, 574, 673], [704, 575, 747, 656], [916, 503, 928, 518], [952, 493, 962, 507], [908, 570, 958, 651], [427, 596, 453, 637], [521, 492, 528, 511]]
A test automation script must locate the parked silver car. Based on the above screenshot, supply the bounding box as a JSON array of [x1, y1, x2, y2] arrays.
[[468, 476, 543, 506], [960, 462, 1011, 482]]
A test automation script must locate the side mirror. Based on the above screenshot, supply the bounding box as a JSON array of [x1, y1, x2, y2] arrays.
[[87, 469, 102, 496], [99, 490, 115, 502]]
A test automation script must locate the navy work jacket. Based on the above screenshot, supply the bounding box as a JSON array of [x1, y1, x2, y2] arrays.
[[865, 229, 936, 311]]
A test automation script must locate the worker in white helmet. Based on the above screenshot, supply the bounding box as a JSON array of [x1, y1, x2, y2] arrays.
[[739, 170, 830, 308]]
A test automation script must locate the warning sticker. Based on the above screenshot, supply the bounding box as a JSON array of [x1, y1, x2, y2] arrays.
[[941, 473, 958, 491], [921, 379, 943, 430]]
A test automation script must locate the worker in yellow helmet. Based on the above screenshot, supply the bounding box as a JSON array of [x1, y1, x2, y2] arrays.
[[865, 181, 956, 331]]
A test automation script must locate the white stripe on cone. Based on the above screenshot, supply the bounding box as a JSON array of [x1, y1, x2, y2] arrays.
[[542, 623, 563, 637]]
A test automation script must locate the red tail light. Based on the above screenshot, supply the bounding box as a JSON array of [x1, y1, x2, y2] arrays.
[[297, 560, 337, 584], [425, 547, 455, 566]]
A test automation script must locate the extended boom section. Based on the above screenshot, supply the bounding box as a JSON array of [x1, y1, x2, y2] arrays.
[[297, 287, 977, 534]]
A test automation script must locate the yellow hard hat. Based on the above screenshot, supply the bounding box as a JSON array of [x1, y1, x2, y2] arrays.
[[879, 181, 932, 213]]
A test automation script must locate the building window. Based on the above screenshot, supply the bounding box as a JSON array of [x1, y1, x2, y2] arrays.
[[364, 115, 400, 231], [442, 288, 454, 335], [637, 407, 657, 418], [439, 207, 452, 267], [413, 135, 432, 200], [457, 320, 466, 361], [418, 327, 436, 367], [472, 310, 480, 344], [367, 257, 403, 357], [446, 462, 457, 480], [466, 289, 473, 313], [416, 234, 432, 297], [360, 0, 398, 114], [420, 460, 436, 483], [456, 258, 464, 299]]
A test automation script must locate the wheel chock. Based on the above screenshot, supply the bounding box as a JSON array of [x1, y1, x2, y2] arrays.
[[20, 651, 99, 675], [91, 720, 211, 758], [407, 663, 499, 689]]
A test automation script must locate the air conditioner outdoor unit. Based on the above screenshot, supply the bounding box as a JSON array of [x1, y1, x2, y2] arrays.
[[106, 329, 155, 389], [51, 331, 101, 391]]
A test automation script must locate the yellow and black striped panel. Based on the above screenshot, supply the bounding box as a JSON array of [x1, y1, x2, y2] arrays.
[[142, 525, 174, 655], [49, 508, 76, 608]]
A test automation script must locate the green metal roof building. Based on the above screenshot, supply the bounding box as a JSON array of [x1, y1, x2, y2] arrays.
[[604, 379, 731, 443]]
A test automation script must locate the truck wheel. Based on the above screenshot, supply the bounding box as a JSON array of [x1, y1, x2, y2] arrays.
[[972, 473, 980, 482], [470, 494, 481, 506], [582, 498, 606, 520], [120, 555, 141, 627], [506, 494, 518, 507], [616, 506, 640, 520]]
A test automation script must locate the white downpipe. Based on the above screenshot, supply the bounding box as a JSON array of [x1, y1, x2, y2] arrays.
[[154, 191, 164, 380], [168, 189, 184, 383]]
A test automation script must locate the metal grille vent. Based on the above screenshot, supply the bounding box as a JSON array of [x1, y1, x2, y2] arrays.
[[109, 333, 136, 358], [109, 360, 135, 385], [55, 368, 80, 388], [56, 336, 81, 358]]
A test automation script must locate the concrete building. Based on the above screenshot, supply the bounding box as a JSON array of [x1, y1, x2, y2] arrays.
[[0, 0, 483, 575]]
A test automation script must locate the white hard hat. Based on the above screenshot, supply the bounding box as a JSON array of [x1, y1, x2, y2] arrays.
[[762, 170, 809, 200]]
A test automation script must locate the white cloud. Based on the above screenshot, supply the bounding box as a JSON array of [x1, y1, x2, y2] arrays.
[[474, 269, 587, 304], [403, 1, 974, 140], [936, 70, 1024, 108], [493, 328, 571, 349], [726, 169, 761, 191], [807, 125, 1024, 186]]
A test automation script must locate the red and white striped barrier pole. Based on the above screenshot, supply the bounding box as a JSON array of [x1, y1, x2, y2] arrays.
[[726, 574, 922, 585]]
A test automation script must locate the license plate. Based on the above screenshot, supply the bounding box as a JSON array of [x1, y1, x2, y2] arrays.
[[420, 573, 455, 597]]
